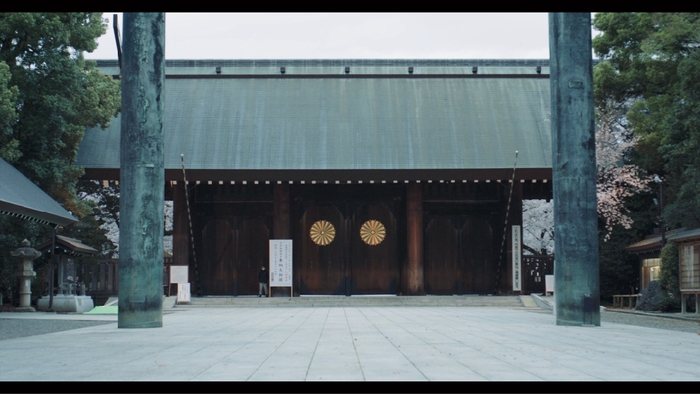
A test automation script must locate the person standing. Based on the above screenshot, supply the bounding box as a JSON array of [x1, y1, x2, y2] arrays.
[[258, 266, 269, 297]]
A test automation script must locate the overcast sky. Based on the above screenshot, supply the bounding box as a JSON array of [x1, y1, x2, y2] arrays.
[[84, 13, 597, 60]]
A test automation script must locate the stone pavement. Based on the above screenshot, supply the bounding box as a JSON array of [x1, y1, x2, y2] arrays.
[[1, 306, 700, 381]]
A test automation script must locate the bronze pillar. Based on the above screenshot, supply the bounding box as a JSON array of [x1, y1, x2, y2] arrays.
[[550, 12, 600, 326], [118, 12, 165, 328]]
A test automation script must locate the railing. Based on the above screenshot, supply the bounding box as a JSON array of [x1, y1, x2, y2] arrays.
[[612, 294, 640, 309]]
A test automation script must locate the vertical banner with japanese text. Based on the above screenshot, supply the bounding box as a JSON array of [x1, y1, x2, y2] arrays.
[[269, 240, 293, 287], [512, 225, 522, 291]]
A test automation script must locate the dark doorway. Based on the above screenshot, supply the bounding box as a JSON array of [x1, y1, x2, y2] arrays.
[[424, 213, 496, 295]]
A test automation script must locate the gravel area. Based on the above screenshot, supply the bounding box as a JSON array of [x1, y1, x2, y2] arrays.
[[0, 319, 113, 341], [526, 308, 700, 333], [601, 310, 700, 333]]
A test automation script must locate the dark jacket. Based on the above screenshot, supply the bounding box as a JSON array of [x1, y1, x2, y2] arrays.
[[258, 269, 268, 283]]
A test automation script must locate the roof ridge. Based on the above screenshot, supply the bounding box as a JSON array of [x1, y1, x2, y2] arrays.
[[95, 59, 555, 68]]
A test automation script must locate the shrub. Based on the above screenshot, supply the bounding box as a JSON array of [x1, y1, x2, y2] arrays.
[[658, 242, 680, 312]]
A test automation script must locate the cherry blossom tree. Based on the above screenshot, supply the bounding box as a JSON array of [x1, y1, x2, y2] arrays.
[[595, 104, 653, 240], [522, 101, 652, 252], [522, 199, 554, 255]]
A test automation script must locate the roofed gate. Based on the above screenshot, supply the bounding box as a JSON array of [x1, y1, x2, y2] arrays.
[[76, 59, 553, 296]]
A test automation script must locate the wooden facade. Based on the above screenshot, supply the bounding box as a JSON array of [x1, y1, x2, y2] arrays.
[[676, 232, 700, 313], [170, 179, 537, 297]]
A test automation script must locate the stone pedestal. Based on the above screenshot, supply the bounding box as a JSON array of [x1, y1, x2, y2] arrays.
[[37, 295, 95, 313]]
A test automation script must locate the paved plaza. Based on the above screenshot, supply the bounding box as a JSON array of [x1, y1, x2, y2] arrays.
[[1, 305, 700, 381]]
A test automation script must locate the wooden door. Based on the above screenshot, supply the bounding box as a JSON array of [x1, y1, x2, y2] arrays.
[[350, 203, 398, 294], [423, 213, 495, 295], [462, 215, 495, 294], [237, 217, 270, 295], [199, 219, 235, 295], [298, 203, 346, 295], [424, 216, 460, 295]]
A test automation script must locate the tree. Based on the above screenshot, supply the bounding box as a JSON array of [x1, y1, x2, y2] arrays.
[[0, 61, 18, 160], [0, 13, 121, 302], [522, 199, 554, 255], [595, 98, 652, 240], [658, 241, 681, 311], [75, 179, 120, 259], [0, 13, 121, 215], [522, 102, 651, 255], [593, 12, 700, 229]]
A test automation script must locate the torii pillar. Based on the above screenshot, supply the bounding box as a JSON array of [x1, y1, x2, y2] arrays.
[[549, 13, 600, 326], [119, 13, 165, 328]]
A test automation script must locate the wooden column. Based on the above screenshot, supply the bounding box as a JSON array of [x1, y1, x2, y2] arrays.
[[405, 183, 425, 295], [272, 184, 291, 297], [172, 183, 190, 267], [273, 184, 290, 239]]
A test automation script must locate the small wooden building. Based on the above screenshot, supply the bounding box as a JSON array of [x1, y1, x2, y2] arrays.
[[76, 59, 553, 297], [36, 235, 98, 294], [627, 227, 700, 313], [625, 230, 668, 292], [674, 228, 700, 313]]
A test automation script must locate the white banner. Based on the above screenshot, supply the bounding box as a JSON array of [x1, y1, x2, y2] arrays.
[[512, 225, 521, 291], [269, 239, 293, 287]]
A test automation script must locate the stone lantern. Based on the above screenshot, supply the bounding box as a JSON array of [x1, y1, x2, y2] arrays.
[[11, 239, 41, 312]]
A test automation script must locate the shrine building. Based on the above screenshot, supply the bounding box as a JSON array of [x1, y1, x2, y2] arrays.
[[75, 59, 553, 297]]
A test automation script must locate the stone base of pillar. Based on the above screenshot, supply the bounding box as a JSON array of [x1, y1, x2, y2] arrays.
[[13, 306, 36, 312], [37, 295, 94, 313]]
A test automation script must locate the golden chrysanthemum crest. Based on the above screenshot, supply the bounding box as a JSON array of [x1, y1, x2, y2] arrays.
[[360, 220, 386, 246], [310, 220, 336, 246]]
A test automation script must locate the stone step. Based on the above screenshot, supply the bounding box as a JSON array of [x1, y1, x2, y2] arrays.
[[176, 295, 526, 308]]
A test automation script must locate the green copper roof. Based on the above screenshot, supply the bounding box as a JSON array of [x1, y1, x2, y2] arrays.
[[77, 59, 552, 177], [0, 158, 78, 226]]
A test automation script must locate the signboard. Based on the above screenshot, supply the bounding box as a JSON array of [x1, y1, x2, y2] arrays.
[[177, 283, 191, 304], [512, 225, 522, 291], [269, 239, 293, 287], [545, 275, 554, 295], [170, 265, 189, 284]]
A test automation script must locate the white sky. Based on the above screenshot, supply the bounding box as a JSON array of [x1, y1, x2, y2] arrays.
[[84, 13, 588, 60]]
